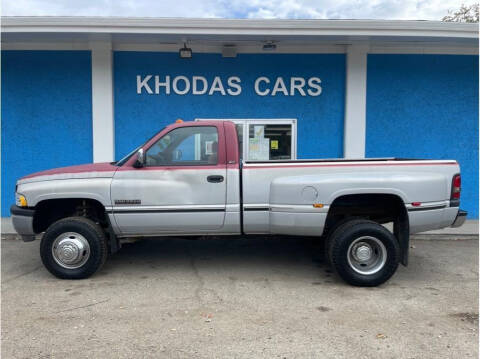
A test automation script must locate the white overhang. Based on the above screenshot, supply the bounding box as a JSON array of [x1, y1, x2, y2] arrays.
[[1, 17, 478, 47]]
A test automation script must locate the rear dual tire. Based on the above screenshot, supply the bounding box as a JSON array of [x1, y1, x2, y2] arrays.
[[327, 219, 400, 287]]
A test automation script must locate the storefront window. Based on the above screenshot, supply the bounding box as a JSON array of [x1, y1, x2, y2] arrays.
[[248, 124, 292, 160], [196, 118, 296, 161]]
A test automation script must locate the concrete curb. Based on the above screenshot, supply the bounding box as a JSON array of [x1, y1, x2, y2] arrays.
[[411, 234, 478, 240], [419, 220, 478, 235]]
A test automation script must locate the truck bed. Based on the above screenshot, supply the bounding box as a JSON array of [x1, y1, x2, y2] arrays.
[[241, 158, 460, 235]]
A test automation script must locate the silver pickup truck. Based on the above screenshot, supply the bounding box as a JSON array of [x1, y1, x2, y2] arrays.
[[11, 120, 467, 286]]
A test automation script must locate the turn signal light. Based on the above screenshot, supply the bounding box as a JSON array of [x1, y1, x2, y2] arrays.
[[17, 195, 28, 207], [313, 203, 324, 208]]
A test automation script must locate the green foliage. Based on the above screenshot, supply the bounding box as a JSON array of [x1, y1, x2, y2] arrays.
[[442, 3, 479, 23]]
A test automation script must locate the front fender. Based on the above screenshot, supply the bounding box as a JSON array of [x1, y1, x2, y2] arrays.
[[17, 178, 113, 208]]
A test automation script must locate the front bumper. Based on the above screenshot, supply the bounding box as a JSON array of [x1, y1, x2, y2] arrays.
[[10, 205, 36, 242], [451, 209, 467, 228]]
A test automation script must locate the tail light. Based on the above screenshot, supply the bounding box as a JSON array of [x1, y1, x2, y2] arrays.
[[451, 174, 461, 201]]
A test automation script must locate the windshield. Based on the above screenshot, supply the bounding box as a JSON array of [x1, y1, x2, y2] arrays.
[[115, 127, 166, 166]]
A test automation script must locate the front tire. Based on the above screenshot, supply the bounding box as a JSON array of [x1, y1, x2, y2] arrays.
[[327, 219, 400, 286], [40, 217, 108, 279]]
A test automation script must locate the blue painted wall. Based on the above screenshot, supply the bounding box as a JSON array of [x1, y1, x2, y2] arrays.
[[4, 50, 477, 221], [1, 51, 93, 216], [113, 52, 346, 160], [366, 54, 479, 218]]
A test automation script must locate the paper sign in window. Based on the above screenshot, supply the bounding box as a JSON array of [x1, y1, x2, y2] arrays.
[[249, 138, 270, 160]]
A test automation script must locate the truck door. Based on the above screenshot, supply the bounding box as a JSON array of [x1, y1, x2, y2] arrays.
[[110, 123, 227, 234]]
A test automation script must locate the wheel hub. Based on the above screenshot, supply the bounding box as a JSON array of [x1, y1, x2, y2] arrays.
[[354, 244, 372, 262], [347, 236, 387, 275], [52, 232, 90, 269]]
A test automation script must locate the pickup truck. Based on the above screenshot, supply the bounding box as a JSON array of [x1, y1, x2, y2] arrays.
[[11, 120, 467, 286]]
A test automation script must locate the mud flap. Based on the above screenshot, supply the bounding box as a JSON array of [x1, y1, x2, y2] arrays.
[[105, 214, 121, 254], [394, 206, 410, 266]]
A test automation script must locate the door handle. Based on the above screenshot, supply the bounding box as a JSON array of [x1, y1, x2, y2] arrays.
[[207, 175, 224, 183]]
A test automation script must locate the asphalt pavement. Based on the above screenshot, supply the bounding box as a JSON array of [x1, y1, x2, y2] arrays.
[[2, 235, 478, 358]]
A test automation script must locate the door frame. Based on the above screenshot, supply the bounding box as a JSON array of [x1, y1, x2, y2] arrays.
[[112, 121, 229, 235]]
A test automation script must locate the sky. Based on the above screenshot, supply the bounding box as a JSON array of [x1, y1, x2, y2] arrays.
[[1, 0, 475, 20]]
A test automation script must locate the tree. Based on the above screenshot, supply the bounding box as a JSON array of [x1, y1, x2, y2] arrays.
[[442, 3, 479, 23]]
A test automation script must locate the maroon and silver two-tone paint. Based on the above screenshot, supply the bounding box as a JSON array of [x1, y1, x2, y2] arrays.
[[11, 120, 467, 285]]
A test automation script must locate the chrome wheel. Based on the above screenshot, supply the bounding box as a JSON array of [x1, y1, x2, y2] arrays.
[[347, 236, 387, 275], [52, 232, 90, 269]]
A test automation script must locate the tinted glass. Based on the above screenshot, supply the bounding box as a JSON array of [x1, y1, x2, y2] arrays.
[[235, 124, 244, 161], [146, 126, 218, 166]]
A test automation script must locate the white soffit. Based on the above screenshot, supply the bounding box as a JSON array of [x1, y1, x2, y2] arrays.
[[1, 17, 478, 53]]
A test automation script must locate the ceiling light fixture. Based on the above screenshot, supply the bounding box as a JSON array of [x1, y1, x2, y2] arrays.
[[222, 44, 237, 58], [262, 41, 277, 51], [179, 42, 192, 58]]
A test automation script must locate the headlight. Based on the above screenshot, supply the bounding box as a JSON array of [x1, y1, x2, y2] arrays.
[[16, 194, 28, 207]]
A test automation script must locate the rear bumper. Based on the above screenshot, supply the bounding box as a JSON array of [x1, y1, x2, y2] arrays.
[[10, 205, 36, 242], [451, 209, 467, 228]]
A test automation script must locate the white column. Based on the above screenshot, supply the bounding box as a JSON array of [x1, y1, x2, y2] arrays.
[[90, 36, 114, 162], [343, 44, 368, 158]]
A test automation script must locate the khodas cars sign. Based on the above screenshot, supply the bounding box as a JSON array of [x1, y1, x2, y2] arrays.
[[136, 75, 323, 97]]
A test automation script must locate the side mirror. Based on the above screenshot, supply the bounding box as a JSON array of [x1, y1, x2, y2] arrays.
[[133, 148, 144, 168]]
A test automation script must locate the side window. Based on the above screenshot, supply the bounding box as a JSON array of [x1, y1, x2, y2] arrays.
[[235, 124, 244, 161], [146, 126, 218, 166]]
